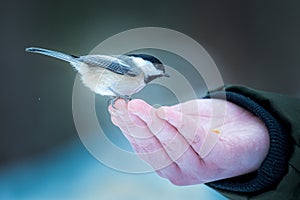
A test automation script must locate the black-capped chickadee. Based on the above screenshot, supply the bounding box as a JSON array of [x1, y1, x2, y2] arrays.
[[25, 47, 169, 105]]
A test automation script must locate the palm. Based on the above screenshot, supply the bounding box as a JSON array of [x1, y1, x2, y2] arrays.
[[109, 99, 269, 186]]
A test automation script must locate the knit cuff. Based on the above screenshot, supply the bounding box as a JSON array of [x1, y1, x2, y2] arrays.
[[204, 91, 289, 194]]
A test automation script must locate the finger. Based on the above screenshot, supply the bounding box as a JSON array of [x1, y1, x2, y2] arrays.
[[111, 99, 205, 179], [110, 100, 147, 130], [170, 99, 227, 119], [156, 107, 203, 147], [169, 100, 201, 115], [110, 115, 119, 126], [126, 127, 180, 174], [155, 162, 184, 185], [108, 99, 129, 116], [128, 100, 199, 166], [128, 99, 167, 135], [169, 100, 227, 138], [109, 100, 178, 172], [111, 107, 204, 184], [157, 107, 221, 158]]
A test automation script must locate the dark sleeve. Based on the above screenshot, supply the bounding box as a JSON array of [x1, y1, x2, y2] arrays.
[[204, 85, 300, 200]]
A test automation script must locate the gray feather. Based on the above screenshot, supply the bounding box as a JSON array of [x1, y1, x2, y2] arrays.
[[25, 47, 141, 77], [25, 47, 80, 63], [78, 55, 140, 77]]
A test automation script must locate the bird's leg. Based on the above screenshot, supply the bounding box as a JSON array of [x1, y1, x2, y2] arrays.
[[108, 87, 132, 108], [108, 96, 119, 109]]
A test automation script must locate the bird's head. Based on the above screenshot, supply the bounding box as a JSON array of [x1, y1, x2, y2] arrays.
[[127, 54, 169, 83]]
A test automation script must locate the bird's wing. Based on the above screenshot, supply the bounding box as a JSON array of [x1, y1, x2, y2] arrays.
[[78, 55, 139, 77]]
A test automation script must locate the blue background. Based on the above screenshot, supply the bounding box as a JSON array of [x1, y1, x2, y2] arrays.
[[1, 0, 300, 199]]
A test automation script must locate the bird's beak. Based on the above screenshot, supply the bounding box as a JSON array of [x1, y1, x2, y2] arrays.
[[163, 73, 170, 77]]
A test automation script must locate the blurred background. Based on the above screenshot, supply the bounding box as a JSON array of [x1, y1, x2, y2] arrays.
[[1, 0, 300, 199]]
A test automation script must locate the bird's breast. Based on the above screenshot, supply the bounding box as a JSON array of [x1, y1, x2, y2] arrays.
[[80, 68, 146, 96]]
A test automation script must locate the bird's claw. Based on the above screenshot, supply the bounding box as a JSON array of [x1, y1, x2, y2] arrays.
[[108, 87, 132, 108]]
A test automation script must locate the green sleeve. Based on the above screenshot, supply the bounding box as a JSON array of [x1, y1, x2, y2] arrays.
[[211, 85, 300, 200]]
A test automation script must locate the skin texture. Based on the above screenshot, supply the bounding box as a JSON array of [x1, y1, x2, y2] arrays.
[[108, 99, 270, 186]]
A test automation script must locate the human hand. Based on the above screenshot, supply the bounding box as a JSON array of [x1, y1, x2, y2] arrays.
[[108, 99, 269, 185]]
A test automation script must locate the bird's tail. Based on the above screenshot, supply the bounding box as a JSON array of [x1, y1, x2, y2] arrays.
[[25, 47, 80, 63]]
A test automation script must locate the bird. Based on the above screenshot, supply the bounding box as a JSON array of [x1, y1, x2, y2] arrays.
[[25, 47, 169, 106]]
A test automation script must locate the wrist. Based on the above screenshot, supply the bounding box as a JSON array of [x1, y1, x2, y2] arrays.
[[204, 91, 289, 193]]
